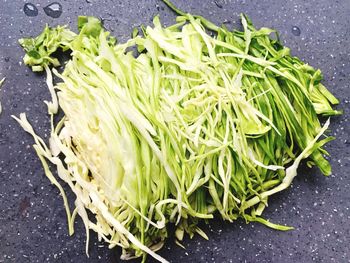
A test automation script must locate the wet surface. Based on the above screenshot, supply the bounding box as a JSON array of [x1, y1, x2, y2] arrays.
[[291, 26, 301, 36], [0, 0, 349, 262], [23, 3, 38, 17], [18, 196, 31, 217], [43, 2, 63, 19]]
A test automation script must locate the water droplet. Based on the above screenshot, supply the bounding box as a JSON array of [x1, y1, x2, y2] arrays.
[[291, 26, 301, 36], [23, 3, 38, 17], [43, 2, 62, 18], [214, 0, 224, 8]]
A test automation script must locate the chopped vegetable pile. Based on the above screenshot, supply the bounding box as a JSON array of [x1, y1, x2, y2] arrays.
[[14, 2, 340, 262]]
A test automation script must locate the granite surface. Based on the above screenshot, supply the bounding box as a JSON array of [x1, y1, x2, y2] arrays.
[[0, 0, 349, 262]]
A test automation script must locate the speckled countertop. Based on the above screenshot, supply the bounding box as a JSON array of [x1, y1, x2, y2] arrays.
[[0, 0, 349, 262]]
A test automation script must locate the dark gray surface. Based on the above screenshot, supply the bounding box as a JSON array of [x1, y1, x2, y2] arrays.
[[0, 0, 349, 262]]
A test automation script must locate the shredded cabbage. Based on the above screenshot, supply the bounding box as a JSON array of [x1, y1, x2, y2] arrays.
[[0, 78, 4, 115], [14, 4, 340, 262]]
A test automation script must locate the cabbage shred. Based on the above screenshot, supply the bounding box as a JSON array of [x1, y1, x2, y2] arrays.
[[15, 6, 340, 262], [0, 78, 5, 114]]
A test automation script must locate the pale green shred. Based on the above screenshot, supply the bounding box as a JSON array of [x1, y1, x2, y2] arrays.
[[0, 78, 4, 115], [14, 3, 340, 262]]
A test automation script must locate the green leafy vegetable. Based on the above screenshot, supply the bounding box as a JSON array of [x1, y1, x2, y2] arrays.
[[0, 78, 4, 114], [19, 25, 76, 71], [15, 2, 340, 262]]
